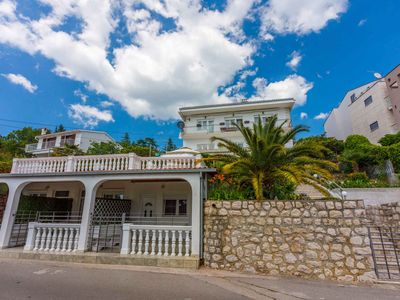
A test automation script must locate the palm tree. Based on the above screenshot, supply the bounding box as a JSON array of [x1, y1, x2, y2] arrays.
[[206, 116, 336, 201]]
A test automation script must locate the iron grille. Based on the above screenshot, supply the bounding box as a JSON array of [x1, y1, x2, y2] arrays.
[[368, 226, 400, 280]]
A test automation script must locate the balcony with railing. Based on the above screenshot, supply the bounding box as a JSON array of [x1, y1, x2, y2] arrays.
[[10, 152, 205, 175]]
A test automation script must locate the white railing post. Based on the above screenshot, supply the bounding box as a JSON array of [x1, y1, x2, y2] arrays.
[[24, 222, 37, 251], [11, 159, 19, 174], [66, 156, 74, 172], [120, 224, 132, 255], [128, 153, 136, 170]]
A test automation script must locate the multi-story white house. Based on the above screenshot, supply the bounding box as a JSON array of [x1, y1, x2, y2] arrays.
[[25, 129, 115, 157], [178, 98, 295, 152], [325, 66, 400, 144]]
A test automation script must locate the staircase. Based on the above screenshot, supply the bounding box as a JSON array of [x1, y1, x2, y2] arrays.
[[295, 184, 326, 199], [368, 226, 400, 280]]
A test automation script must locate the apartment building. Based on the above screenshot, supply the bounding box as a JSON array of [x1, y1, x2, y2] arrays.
[[25, 129, 115, 157], [178, 98, 295, 152], [325, 65, 400, 144]]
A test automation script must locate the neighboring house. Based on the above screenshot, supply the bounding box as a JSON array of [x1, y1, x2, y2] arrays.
[[324, 65, 400, 144], [0, 147, 211, 267], [178, 98, 295, 152], [25, 129, 115, 157]]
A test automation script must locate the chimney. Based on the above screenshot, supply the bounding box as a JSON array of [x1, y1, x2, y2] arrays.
[[41, 128, 48, 135]]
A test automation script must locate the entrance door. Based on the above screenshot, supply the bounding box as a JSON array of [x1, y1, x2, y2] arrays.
[[142, 194, 155, 218]]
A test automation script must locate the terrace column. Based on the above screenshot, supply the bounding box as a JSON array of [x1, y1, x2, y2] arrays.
[[0, 180, 26, 249], [77, 179, 98, 252], [188, 174, 202, 257]]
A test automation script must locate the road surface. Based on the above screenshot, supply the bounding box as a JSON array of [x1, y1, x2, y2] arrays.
[[0, 258, 399, 300]]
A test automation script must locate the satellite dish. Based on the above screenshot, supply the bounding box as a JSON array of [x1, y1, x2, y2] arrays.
[[374, 73, 382, 79], [177, 121, 185, 129]]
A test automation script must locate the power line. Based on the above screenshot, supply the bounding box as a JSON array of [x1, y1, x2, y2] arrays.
[[0, 117, 180, 140]]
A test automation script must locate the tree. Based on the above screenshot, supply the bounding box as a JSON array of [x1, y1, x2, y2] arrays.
[[205, 116, 336, 201], [87, 142, 121, 155], [165, 138, 177, 152], [120, 132, 131, 147], [135, 137, 158, 150], [52, 144, 85, 157], [54, 124, 66, 133], [379, 131, 400, 146]]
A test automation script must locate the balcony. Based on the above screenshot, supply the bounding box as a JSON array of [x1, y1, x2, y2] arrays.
[[25, 139, 76, 154], [10, 153, 205, 175]]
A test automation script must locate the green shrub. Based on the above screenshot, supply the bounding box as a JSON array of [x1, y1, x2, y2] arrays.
[[387, 142, 400, 173]]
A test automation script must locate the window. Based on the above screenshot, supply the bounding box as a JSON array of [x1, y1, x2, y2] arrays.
[[102, 190, 124, 199], [225, 118, 243, 128], [364, 96, 373, 107], [350, 93, 356, 103], [370, 121, 379, 132], [196, 120, 214, 132], [54, 191, 70, 198], [163, 199, 187, 216], [197, 144, 214, 151]]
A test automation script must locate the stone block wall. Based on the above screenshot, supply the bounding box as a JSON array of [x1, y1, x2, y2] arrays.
[[366, 201, 400, 226], [204, 200, 376, 282]]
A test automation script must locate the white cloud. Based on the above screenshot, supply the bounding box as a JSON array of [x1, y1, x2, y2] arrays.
[[0, 0, 258, 120], [251, 75, 313, 106], [300, 112, 308, 120], [358, 19, 367, 27], [100, 100, 114, 108], [68, 104, 114, 128], [1, 73, 38, 93], [260, 0, 348, 38], [286, 51, 302, 71], [314, 112, 329, 120], [74, 89, 88, 103]]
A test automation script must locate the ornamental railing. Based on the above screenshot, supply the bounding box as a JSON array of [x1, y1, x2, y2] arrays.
[[24, 222, 80, 252], [121, 224, 192, 257], [11, 153, 204, 174]]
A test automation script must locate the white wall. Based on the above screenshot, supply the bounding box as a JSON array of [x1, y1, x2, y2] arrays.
[[22, 180, 192, 217], [77, 132, 114, 151], [325, 80, 397, 144]]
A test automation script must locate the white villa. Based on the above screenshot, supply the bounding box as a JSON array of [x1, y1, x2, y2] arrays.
[[0, 98, 294, 268], [179, 99, 295, 152], [25, 129, 115, 157], [0, 148, 211, 267]]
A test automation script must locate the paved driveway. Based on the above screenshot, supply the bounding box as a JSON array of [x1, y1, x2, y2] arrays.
[[0, 258, 399, 300]]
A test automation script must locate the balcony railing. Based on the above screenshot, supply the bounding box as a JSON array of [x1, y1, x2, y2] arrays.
[[11, 153, 204, 174], [121, 224, 192, 256], [25, 139, 76, 153]]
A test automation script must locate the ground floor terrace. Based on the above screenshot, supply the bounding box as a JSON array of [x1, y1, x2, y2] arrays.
[[0, 170, 210, 267]]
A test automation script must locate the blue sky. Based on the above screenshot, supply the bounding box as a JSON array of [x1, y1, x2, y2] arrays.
[[0, 0, 399, 148]]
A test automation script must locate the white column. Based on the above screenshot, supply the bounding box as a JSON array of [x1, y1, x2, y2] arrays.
[[120, 224, 132, 255], [24, 222, 37, 251], [76, 180, 98, 252], [0, 181, 25, 249], [189, 175, 201, 257]]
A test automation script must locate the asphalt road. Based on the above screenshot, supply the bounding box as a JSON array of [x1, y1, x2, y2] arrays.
[[0, 258, 399, 300]]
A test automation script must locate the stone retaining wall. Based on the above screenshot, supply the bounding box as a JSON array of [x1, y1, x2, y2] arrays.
[[204, 200, 376, 282], [366, 201, 400, 226]]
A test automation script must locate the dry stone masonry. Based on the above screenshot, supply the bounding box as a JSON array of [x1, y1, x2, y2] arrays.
[[204, 200, 376, 282]]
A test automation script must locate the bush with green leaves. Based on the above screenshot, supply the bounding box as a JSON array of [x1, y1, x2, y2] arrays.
[[379, 132, 400, 146]]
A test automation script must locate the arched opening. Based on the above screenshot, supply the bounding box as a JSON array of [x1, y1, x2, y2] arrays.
[[88, 179, 192, 253], [0, 182, 9, 225], [9, 181, 85, 247]]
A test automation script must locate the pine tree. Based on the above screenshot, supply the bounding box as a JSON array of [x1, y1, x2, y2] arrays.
[[55, 124, 66, 132], [165, 138, 177, 152]]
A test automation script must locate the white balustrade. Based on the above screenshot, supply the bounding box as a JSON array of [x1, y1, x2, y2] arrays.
[[11, 153, 203, 174], [121, 224, 192, 257], [24, 222, 80, 252]]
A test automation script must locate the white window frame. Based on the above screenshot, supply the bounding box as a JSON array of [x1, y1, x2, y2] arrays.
[[196, 119, 214, 133], [163, 198, 188, 216]]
